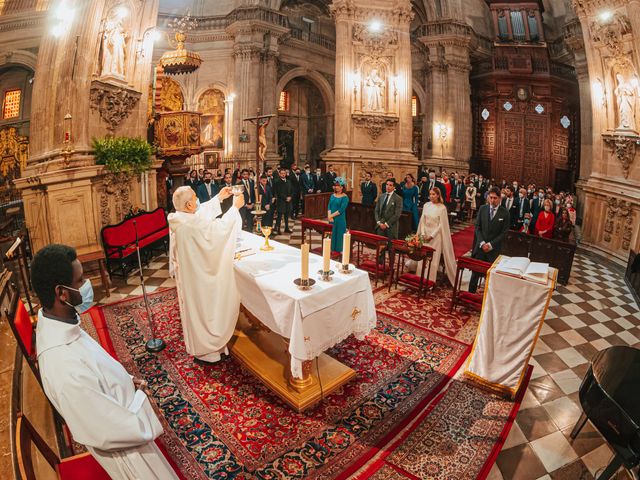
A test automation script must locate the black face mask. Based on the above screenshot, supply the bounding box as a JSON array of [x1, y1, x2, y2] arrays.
[[205, 179, 211, 184]]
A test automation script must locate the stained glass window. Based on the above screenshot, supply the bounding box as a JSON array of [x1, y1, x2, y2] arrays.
[[560, 115, 571, 129], [278, 91, 290, 112], [481, 108, 490, 120], [503, 101, 513, 112], [2, 89, 21, 119], [412, 96, 418, 117]]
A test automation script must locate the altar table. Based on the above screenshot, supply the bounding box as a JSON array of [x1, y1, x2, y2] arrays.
[[464, 256, 557, 398], [230, 231, 377, 411]]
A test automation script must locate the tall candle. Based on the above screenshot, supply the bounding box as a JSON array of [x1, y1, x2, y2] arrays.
[[342, 232, 351, 266], [301, 243, 309, 281], [322, 237, 331, 272]]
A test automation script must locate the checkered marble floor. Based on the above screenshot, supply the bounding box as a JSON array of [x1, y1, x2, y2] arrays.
[[93, 218, 640, 480]]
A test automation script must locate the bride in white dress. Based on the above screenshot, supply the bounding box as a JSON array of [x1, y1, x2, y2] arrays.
[[414, 188, 457, 286]]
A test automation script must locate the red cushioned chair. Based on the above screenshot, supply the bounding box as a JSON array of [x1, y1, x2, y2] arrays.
[[349, 230, 390, 287], [450, 256, 492, 313], [300, 217, 336, 256], [389, 240, 435, 298], [16, 413, 111, 480], [5, 295, 40, 383]]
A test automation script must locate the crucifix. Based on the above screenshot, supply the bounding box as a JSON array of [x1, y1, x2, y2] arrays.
[[243, 109, 276, 231]]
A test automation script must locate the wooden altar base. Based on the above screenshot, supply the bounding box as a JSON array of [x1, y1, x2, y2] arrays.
[[229, 313, 357, 412]]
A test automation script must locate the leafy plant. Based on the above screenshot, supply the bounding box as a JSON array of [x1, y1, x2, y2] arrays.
[[92, 136, 153, 175]]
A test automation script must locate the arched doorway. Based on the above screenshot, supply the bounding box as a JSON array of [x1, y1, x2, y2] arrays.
[[275, 70, 334, 169]]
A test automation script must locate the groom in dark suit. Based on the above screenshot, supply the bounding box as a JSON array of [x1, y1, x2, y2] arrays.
[[375, 179, 404, 262], [469, 186, 511, 293]]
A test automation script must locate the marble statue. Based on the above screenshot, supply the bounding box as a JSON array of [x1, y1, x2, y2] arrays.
[[258, 120, 268, 163], [364, 68, 385, 112], [614, 73, 636, 131], [102, 20, 127, 77]]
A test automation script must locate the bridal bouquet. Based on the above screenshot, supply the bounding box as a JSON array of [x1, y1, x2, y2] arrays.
[[405, 234, 429, 249]]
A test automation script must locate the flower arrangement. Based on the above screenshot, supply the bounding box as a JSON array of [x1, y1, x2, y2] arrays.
[[405, 234, 428, 249]]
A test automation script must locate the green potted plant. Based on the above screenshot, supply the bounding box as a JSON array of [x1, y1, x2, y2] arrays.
[[92, 136, 153, 175]]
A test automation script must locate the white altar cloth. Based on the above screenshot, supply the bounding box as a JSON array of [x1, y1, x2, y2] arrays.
[[233, 231, 377, 378], [464, 256, 557, 397]]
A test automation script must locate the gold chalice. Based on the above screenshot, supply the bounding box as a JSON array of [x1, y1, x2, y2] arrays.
[[260, 226, 274, 251]]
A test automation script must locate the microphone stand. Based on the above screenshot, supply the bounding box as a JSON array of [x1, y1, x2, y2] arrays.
[[133, 219, 166, 353]]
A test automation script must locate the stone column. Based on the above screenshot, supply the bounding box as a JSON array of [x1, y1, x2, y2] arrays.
[[569, 1, 640, 261], [324, 0, 417, 198], [418, 21, 473, 173], [15, 0, 160, 253]]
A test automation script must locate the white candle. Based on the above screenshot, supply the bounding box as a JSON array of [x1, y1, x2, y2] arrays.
[[323, 237, 331, 272], [301, 243, 309, 281], [342, 232, 351, 266]]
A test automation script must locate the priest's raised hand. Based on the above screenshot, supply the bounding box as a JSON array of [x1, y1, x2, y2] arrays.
[[168, 186, 243, 364], [31, 244, 179, 480]]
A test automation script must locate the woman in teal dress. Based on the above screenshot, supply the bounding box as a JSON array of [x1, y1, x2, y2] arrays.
[[328, 177, 349, 253], [402, 174, 420, 230]]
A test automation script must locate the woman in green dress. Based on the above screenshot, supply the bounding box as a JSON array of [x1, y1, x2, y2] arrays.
[[328, 177, 349, 253]]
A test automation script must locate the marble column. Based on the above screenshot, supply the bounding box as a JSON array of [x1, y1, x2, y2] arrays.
[[324, 0, 418, 198], [15, 0, 160, 253]]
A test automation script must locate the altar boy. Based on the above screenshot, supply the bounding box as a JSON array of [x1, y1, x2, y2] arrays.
[[31, 244, 179, 479]]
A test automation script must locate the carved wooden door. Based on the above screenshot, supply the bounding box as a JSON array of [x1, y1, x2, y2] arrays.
[[522, 114, 548, 185], [496, 113, 524, 182]]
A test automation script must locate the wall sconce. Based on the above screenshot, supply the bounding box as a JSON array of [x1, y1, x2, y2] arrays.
[[227, 93, 236, 102], [351, 72, 360, 102], [63, 113, 72, 145], [592, 78, 607, 108], [392, 75, 399, 102]]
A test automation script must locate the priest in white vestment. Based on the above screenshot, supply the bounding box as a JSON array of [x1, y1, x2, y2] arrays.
[[168, 185, 243, 363], [411, 188, 457, 286], [31, 244, 178, 480]]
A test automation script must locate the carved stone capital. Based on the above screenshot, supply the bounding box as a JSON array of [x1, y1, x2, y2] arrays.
[[602, 132, 639, 178], [589, 11, 632, 58], [603, 195, 634, 249], [352, 113, 398, 141], [89, 80, 141, 132], [101, 171, 132, 226]]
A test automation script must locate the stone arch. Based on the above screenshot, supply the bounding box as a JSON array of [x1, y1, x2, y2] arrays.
[[276, 67, 335, 115], [0, 50, 37, 71]]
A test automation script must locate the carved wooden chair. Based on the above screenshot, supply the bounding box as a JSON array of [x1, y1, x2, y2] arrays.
[[349, 230, 390, 287], [450, 256, 492, 313], [389, 240, 435, 298]]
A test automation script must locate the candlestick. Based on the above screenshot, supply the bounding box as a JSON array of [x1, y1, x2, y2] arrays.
[[301, 243, 309, 281], [322, 237, 331, 272], [342, 232, 351, 266]]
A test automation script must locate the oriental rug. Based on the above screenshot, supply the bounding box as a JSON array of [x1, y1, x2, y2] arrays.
[[92, 288, 469, 479], [353, 367, 532, 480]]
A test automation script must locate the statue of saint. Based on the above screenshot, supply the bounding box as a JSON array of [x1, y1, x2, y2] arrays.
[[615, 73, 637, 131], [102, 19, 127, 77], [258, 118, 270, 163], [364, 68, 385, 112]]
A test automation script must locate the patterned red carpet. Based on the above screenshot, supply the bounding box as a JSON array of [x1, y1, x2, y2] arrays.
[[91, 288, 469, 479]]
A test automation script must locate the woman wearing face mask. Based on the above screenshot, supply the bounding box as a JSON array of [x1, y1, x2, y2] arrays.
[[565, 200, 577, 225], [465, 179, 477, 220], [534, 198, 555, 239]]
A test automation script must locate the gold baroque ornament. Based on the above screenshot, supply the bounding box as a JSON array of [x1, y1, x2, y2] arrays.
[[589, 11, 632, 58], [89, 80, 141, 132], [0, 127, 28, 177], [602, 133, 639, 179], [159, 77, 184, 112], [100, 172, 132, 226], [352, 114, 398, 142]]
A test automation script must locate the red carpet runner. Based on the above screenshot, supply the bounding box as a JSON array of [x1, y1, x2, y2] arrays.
[[451, 225, 476, 259], [89, 288, 469, 479]]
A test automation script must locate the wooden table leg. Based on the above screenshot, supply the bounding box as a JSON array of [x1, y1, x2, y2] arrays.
[[98, 259, 111, 297]]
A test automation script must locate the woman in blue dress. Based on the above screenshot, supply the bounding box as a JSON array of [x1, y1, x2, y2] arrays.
[[328, 177, 349, 253], [402, 174, 420, 230]]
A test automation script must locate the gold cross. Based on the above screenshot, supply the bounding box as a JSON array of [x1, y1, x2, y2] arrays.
[[351, 307, 361, 321]]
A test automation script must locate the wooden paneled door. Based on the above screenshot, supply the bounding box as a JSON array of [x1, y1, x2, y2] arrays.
[[496, 112, 549, 186]]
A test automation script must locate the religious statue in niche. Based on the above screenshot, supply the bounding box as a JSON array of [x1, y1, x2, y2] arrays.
[[364, 68, 385, 113], [102, 15, 128, 78], [614, 73, 637, 132]]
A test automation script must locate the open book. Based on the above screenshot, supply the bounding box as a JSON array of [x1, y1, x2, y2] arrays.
[[495, 257, 549, 285]]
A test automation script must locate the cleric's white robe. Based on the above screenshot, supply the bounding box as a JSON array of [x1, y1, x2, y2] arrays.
[[168, 196, 242, 359], [36, 310, 178, 480], [414, 202, 457, 286]]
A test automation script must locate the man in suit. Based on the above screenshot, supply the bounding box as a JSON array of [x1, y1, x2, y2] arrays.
[[469, 186, 511, 293], [381, 171, 394, 194], [273, 168, 293, 234], [530, 188, 546, 231], [290, 167, 302, 218], [426, 171, 447, 202], [314, 167, 327, 193], [514, 187, 532, 231], [238, 169, 256, 231], [185, 169, 200, 193], [501, 186, 518, 228], [322, 164, 337, 193], [265, 166, 275, 190], [475, 174, 487, 206], [300, 164, 315, 215], [196, 171, 219, 204], [451, 173, 466, 218], [418, 174, 430, 206], [258, 175, 273, 227], [360, 171, 378, 206], [375, 179, 404, 262]]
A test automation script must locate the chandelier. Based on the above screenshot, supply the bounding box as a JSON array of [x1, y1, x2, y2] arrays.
[[159, 14, 202, 75]]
